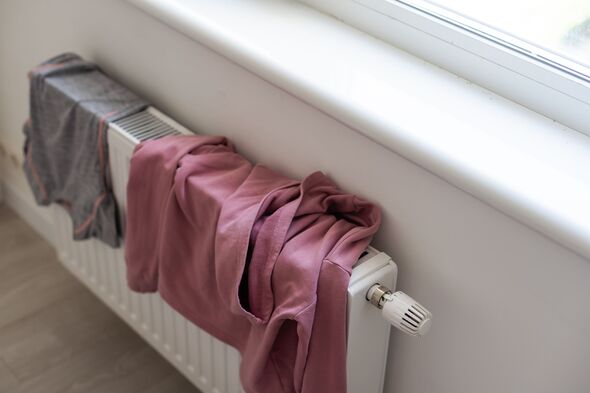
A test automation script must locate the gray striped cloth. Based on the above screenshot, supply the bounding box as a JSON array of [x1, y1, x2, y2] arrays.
[[23, 53, 148, 247]]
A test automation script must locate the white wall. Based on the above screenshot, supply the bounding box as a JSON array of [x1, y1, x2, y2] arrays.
[[1, 1, 590, 392]]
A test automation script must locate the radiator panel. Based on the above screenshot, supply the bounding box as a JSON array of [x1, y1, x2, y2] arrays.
[[52, 207, 246, 393], [49, 107, 395, 393]]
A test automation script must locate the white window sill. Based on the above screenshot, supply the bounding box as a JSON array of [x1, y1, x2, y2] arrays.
[[125, 0, 590, 259]]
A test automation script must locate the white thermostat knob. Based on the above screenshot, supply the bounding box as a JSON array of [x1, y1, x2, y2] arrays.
[[367, 285, 432, 336]]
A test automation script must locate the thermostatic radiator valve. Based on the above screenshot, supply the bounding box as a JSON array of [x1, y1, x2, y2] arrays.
[[367, 285, 432, 336]]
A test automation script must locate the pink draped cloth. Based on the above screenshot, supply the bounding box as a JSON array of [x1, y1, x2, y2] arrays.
[[125, 135, 380, 393]]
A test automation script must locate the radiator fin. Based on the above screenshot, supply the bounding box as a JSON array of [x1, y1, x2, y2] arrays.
[[112, 110, 182, 141]]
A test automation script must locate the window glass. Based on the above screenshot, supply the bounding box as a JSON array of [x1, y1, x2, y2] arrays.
[[414, 0, 590, 72]]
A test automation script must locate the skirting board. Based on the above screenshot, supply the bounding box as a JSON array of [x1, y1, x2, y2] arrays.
[[1, 179, 55, 245]]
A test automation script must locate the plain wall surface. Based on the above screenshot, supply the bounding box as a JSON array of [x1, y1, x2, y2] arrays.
[[1, 1, 590, 392]]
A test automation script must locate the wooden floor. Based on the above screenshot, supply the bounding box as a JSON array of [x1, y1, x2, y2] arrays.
[[0, 205, 200, 393]]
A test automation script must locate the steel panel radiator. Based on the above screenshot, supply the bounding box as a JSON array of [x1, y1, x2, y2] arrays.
[[50, 107, 415, 393]]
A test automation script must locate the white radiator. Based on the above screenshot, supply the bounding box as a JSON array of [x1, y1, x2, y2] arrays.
[[51, 107, 401, 393]]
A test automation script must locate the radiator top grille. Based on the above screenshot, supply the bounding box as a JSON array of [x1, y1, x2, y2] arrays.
[[112, 110, 182, 142]]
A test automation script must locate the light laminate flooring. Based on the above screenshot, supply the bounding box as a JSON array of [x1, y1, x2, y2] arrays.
[[0, 205, 200, 393]]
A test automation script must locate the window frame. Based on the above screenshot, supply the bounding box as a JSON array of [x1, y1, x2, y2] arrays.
[[300, 0, 590, 136]]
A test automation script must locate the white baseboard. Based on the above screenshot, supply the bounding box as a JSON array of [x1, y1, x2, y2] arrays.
[[1, 179, 55, 245]]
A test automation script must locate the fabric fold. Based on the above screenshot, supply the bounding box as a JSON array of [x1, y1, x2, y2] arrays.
[[125, 134, 237, 291]]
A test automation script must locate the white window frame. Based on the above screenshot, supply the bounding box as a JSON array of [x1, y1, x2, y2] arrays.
[[300, 0, 590, 137]]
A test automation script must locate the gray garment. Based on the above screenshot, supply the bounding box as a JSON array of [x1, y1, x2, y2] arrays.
[[23, 53, 148, 247]]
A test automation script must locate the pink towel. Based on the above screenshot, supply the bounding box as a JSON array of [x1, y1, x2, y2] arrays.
[[125, 135, 380, 393]]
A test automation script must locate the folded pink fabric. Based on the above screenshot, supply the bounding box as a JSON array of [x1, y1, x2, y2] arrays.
[[125, 135, 380, 393]]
